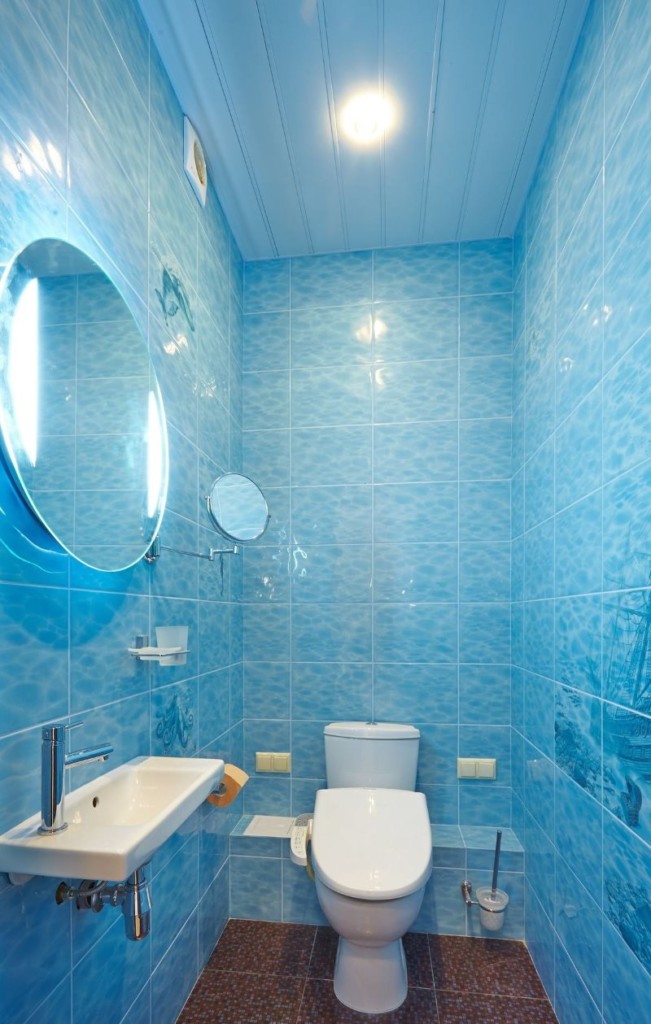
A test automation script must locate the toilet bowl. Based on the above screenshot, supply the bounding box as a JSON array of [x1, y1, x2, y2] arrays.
[[311, 786, 432, 1014]]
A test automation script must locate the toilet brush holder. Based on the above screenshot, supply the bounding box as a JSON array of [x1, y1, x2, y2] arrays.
[[476, 886, 509, 932]]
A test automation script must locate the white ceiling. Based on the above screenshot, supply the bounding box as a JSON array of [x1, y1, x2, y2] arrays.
[[138, 0, 589, 261]]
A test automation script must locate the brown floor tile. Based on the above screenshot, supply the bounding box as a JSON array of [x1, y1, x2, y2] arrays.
[[403, 932, 434, 989], [429, 936, 547, 1000], [436, 992, 558, 1024], [298, 978, 439, 1024], [206, 918, 316, 977], [178, 971, 306, 1024], [308, 926, 339, 979]]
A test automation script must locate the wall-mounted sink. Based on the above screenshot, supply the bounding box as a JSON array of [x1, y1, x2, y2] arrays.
[[0, 756, 224, 881]]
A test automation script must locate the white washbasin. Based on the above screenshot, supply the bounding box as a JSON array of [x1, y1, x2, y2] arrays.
[[0, 755, 224, 881]]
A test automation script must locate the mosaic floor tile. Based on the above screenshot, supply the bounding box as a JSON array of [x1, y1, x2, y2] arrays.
[[436, 992, 557, 1024], [206, 918, 316, 977], [178, 970, 305, 1024], [178, 922, 557, 1024], [429, 935, 547, 999], [297, 979, 439, 1023]]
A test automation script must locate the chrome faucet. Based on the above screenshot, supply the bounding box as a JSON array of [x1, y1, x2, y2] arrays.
[[39, 722, 113, 835]]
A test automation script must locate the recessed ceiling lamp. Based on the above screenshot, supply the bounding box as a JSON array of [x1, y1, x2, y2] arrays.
[[340, 91, 394, 145]]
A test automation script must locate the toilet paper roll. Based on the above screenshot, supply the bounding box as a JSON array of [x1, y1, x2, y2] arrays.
[[206, 764, 249, 807]]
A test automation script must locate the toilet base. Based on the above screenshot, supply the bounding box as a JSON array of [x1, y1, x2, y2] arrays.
[[333, 936, 408, 1014]]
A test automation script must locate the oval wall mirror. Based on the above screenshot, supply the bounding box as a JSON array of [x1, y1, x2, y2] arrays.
[[206, 473, 269, 543], [0, 239, 168, 571]]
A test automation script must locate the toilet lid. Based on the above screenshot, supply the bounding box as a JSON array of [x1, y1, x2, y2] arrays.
[[311, 788, 432, 900]]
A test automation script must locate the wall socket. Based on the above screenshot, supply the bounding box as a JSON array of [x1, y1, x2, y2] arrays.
[[256, 751, 291, 773], [457, 757, 497, 779]]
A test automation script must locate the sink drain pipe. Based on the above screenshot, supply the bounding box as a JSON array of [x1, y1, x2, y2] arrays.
[[56, 862, 151, 940]]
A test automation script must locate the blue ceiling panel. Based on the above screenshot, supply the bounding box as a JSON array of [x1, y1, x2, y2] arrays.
[[138, 0, 590, 260]]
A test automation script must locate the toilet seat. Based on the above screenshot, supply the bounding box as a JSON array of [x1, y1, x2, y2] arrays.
[[311, 787, 432, 900]]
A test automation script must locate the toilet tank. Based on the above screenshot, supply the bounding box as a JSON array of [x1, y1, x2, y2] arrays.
[[324, 722, 420, 790]]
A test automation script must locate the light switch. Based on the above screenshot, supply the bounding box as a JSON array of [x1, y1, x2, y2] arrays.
[[272, 753, 291, 773], [457, 757, 497, 779], [256, 751, 291, 773], [457, 758, 477, 778], [476, 758, 497, 779]]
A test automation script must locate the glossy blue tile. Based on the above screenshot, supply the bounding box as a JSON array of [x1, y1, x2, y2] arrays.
[[603, 196, 651, 370], [555, 853, 603, 1008], [291, 662, 372, 720], [374, 358, 458, 423], [459, 418, 511, 480], [73, 916, 150, 1024], [523, 599, 554, 681], [557, 180, 603, 337], [242, 545, 290, 603], [523, 743, 554, 836], [554, 765, 603, 901], [555, 491, 603, 597], [524, 519, 554, 601], [374, 603, 458, 663], [373, 298, 458, 362], [555, 686, 602, 799], [555, 387, 603, 512], [291, 250, 372, 308], [459, 603, 510, 664], [459, 785, 513, 828], [603, 809, 651, 976], [460, 239, 512, 295], [242, 370, 290, 430], [460, 356, 512, 419], [374, 243, 458, 300], [602, 916, 651, 1024], [0, 583, 68, 734], [555, 594, 602, 696], [555, 280, 604, 424], [374, 482, 458, 542], [291, 543, 372, 603], [602, 334, 651, 482], [525, 670, 555, 759], [525, 437, 555, 530], [556, 65, 603, 256], [525, 811, 556, 919], [525, 356, 555, 458], [374, 542, 458, 603], [374, 664, 458, 723], [243, 311, 290, 371], [603, 460, 651, 591], [243, 604, 290, 662], [291, 425, 372, 485], [0, 874, 72, 1024], [151, 913, 199, 1024], [292, 603, 372, 662], [373, 421, 458, 483], [459, 481, 511, 541], [605, 65, 651, 263], [242, 428, 290, 489], [525, 882, 555, 1002], [602, 587, 651, 711], [603, 703, 651, 845], [459, 665, 511, 725], [554, 941, 601, 1024], [291, 484, 372, 544], [230, 856, 282, 920], [459, 543, 510, 602], [291, 304, 372, 367], [460, 293, 513, 356], [243, 662, 290, 719], [291, 364, 372, 426], [282, 859, 327, 925], [243, 258, 290, 313]]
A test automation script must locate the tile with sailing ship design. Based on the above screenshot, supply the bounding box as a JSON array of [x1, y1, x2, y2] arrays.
[[604, 703, 651, 844], [554, 685, 602, 797], [603, 586, 651, 713]]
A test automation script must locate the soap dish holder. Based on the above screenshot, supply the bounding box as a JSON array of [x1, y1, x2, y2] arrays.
[[129, 627, 189, 666], [128, 645, 188, 665]]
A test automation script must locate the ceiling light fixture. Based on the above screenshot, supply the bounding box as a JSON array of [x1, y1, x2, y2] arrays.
[[340, 91, 394, 145]]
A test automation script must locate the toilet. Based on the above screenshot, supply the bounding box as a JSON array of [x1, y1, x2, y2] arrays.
[[310, 722, 432, 1014]]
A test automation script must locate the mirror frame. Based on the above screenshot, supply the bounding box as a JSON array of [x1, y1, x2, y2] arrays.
[[0, 238, 169, 572], [206, 472, 270, 544]]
